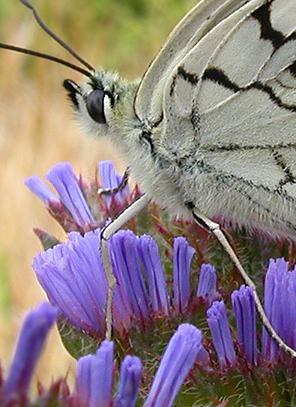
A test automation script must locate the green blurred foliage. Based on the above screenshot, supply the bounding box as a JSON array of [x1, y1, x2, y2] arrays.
[[0, 253, 12, 318], [1, 0, 196, 77], [0, 1, 12, 21]]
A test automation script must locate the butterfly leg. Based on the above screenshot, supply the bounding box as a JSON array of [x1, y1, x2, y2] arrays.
[[98, 167, 130, 196], [192, 210, 296, 358], [101, 193, 150, 340]]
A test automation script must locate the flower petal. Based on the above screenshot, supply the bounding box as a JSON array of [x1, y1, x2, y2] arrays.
[[98, 161, 129, 206], [114, 355, 142, 407], [110, 231, 149, 323], [75, 340, 114, 407], [197, 263, 217, 303], [144, 324, 202, 407], [173, 237, 195, 314], [47, 162, 94, 227], [25, 176, 58, 204], [231, 285, 257, 365], [138, 234, 169, 315], [4, 303, 57, 403], [262, 258, 296, 361], [207, 301, 236, 368]]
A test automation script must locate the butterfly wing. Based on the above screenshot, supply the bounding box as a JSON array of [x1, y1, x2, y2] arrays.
[[134, 0, 252, 124], [160, 0, 296, 237]]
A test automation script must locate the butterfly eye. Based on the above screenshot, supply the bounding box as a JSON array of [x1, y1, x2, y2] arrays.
[[86, 89, 106, 124]]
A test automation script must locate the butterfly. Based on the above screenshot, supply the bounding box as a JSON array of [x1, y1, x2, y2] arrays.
[[2, 0, 296, 356]]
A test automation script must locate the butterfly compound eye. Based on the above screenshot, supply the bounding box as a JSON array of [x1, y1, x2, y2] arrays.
[[86, 89, 106, 124]]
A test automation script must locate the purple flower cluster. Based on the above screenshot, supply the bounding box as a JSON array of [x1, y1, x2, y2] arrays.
[[33, 229, 210, 336], [75, 323, 203, 407], [25, 160, 130, 233], [22, 160, 296, 405], [32, 190, 296, 368], [33, 219, 296, 370], [26, 162, 95, 232], [206, 258, 296, 367], [0, 303, 202, 407]]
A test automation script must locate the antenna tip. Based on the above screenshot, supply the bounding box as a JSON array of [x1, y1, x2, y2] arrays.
[[20, 0, 34, 11]]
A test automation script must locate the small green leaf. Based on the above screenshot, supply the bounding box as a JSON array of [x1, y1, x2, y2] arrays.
[[57, 318, 100, 360]]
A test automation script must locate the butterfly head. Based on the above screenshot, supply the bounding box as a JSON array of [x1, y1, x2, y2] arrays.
[[63, 70, 130, 137]]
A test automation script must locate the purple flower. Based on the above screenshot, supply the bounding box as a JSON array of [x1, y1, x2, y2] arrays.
[[144, 324, 202, 407], [197, 263, 217, 303], [33, 229, 172, 336], [75, 341, 114, 407], [35, 221, 246, 347], [114, 356, 143, 407], [1, 308, 201, 407], [262, 258, 296, 361], [173, 237, 195, 314], [207, 301, 236, 369], [33, 230, 108, 336], [75, 325, 203, 407], [26, 162, 95, 231], [98, 161, 129, 207], [3, 303, 57, 404], [231, 285, 257, 365]]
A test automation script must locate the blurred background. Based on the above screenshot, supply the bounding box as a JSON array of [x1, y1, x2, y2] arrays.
[[0, 0, 195, 390]]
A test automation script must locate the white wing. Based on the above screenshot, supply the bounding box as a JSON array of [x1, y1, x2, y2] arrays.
[[160, 0, 269, 146], [160, 0, 296, 163], [134, 0, 253, 124], [159, 0, 296, 236], [196, 0, 296, 191]]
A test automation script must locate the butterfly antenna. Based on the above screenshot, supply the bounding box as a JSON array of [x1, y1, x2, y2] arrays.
[[0, 43, 92, 77], [20, 0, 95, 73]]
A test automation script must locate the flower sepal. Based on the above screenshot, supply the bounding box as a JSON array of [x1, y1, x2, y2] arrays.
[[57, 318, 100, 360], [33, 228, 61, 251]]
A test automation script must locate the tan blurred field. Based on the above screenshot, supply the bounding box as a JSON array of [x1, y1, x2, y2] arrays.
[[0, 0, 195, 392]]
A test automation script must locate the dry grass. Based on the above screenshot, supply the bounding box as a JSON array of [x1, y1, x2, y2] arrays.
[[0, 0, 195, 392]]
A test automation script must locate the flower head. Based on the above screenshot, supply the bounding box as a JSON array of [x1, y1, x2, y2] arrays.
[[25, 161, 132, 235], [33, 229, 200, 338], [26, 162, 95, 232], [73, 324, 204, 407], [33, 230, 107, 336], [2, 303, 57, 405]]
